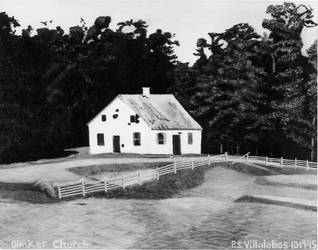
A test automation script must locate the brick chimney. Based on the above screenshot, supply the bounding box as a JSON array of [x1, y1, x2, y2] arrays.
[[142, 87, 150, 98]]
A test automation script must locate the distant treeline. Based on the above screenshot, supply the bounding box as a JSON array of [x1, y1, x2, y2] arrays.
[[0, 2, 316, 163]]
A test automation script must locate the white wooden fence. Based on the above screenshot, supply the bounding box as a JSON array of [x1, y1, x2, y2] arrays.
[[55, 153, 317, 200]]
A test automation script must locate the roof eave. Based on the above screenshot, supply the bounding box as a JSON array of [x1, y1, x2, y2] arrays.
[[151, 128, 202, 131]]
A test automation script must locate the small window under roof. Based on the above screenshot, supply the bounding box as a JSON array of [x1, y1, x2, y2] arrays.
[[130, 115, 135, 122]]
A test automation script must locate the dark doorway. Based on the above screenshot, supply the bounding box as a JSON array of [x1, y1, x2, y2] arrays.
[[173, 135, 181, 155], [113, 136, 121, 153]]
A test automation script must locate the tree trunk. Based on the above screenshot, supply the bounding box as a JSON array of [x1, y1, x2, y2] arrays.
[[219, 143, 223, 154], [311, 137, 315, 161], [310, 117, 316, 161], [271, 53, 276, 73], [236, 145, 240, 155]]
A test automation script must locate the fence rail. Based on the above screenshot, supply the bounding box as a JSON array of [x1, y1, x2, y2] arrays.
[[55, 153, 317, 200]]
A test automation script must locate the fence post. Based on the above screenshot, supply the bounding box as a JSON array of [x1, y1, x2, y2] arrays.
[[138, 171, 141, 185], [191, 160, 194, 170], [156, 167, 160, 180], [294, 158, 297, 169], [174, 159, 177, 173], [280, 157, 283, 167], [104, 179, 108, 193], [208, 154, 211, 165], [122, 176, 124, 188], [265, 157, 268, 166], [57, 185, 62, 199], [225, 152, 228, 161], [81, 179, 85, 197], [306, 160, 309, 170], [246, 154, 249, 162]]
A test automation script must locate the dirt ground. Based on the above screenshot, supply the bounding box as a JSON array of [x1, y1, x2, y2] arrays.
[[0, 147, 208, 184]]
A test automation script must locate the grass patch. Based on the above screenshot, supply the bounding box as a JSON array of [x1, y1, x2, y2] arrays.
[[68, 162, 173, 178]]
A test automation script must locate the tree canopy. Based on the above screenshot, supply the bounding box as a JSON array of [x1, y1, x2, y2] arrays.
[[170, 2, 317, 159], [0, 12, 178, 162]]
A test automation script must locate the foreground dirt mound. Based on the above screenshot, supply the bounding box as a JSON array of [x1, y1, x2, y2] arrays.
[[255, 175, 317, 190], [235, 194, 317, 211]]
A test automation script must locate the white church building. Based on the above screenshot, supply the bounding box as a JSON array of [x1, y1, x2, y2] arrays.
[[87, 87, 202, 155]]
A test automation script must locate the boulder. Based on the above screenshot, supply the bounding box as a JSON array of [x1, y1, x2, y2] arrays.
[[33, 179, 57, 198]]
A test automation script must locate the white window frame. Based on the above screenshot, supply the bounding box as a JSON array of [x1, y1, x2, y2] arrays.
[[97, 133, 105, 146], [133, 132, 141, 146], [188, 132, 193, 145], [156, 133, 166, 145]]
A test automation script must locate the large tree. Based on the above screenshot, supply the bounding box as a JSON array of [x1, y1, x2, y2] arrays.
[[0, 12, 65, 162], [170, 2, 317, 159], [305, 40, 317, 161], [171, 24, 267, 154], [262, 2, 317, 159]]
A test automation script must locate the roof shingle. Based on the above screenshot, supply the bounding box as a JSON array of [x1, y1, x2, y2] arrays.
[[118, 94, 202, 130]]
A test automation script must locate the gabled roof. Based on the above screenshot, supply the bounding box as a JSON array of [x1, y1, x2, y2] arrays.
[[118, 94, 202, 130]]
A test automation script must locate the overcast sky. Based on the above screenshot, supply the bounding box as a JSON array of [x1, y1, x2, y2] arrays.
[[1, 0, 317, 63]]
